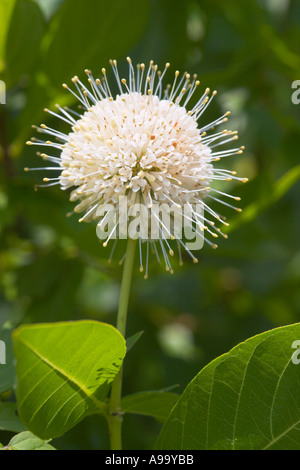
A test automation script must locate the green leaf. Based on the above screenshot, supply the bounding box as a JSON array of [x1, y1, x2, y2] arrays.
[[126, 331, 144, 353], [227, 165, 300, 233], [1, 431, 55, 450], [13, 321, 126, 439], [0, 402, 26, 433], [122, 391, 179, 423], [156, 323, 300, 450], [4, 0, 45, 87], [0, 327, 16, 394], [0, 0, 16, 74]]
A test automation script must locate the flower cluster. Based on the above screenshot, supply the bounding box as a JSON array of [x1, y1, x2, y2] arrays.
[[26, 58, 247, 277]]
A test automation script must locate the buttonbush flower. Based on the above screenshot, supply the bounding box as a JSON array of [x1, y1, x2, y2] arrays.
[[26, 58, 247, 276]]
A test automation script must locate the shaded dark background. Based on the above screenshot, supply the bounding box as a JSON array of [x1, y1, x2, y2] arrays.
[[0, 0, 299, 449]]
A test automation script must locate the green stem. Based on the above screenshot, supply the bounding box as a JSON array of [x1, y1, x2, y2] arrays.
[[108, 238, 136, 450]]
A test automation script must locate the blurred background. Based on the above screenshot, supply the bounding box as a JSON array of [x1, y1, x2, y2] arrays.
[[0, 0, 299, 449]]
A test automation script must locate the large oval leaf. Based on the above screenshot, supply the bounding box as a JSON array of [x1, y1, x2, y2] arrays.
[[156, 323, 300, 450], [13, 321, 126, 439]]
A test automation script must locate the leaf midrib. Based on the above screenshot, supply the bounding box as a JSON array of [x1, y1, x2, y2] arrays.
[[17, 336, 107, 414]]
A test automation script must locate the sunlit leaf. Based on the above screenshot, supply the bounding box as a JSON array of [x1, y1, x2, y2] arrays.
[[13, 321, 126, 439]]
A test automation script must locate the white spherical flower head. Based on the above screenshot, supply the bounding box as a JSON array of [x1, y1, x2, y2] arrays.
[[26, 58, 247, 277]]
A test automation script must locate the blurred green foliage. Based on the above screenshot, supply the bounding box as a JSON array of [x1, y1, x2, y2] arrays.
[[0, 0, 299, 449]]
